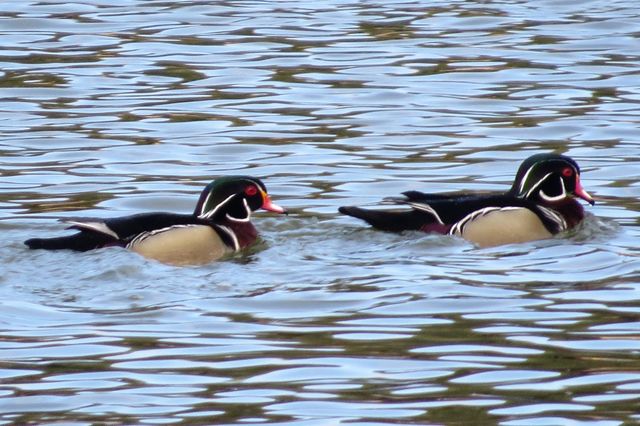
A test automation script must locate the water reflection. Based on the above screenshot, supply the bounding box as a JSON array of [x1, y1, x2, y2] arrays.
[[1, 0, 640, 424]]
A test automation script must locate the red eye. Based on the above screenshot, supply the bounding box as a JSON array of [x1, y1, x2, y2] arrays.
[[562, 167, 574, 177], [244, 185, 258, 196]]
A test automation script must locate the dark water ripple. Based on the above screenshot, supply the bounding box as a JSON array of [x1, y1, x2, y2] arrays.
[[1, 0, 640, 424]]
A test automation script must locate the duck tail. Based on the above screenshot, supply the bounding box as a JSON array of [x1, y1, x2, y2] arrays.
[[338, 206, 427, 232], [25, 232, 115, 251]]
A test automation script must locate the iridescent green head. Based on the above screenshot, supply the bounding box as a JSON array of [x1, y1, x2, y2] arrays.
[[194, 176, 287, 221], [509, 153, 594, 205]]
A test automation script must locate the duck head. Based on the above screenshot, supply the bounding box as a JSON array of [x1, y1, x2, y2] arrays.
[[194, 176, 287, 222], [510, 153, 594, 206]]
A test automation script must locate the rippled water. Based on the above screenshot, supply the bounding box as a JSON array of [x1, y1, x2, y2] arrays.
[[1, 0, 639, 424]]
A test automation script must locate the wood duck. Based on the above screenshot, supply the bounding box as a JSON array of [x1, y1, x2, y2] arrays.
[[25, 176, 288, 265], [339, 153, 595, 247]]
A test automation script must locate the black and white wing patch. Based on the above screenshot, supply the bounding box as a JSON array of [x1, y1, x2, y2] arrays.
[[66, 220, 120, 239], [384, 195, 445, 225]]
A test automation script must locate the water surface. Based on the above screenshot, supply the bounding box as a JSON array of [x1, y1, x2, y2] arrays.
[[1, 0, 639, 424]]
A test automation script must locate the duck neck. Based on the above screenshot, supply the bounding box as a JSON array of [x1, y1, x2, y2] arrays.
[[219, 217, 259, 250]]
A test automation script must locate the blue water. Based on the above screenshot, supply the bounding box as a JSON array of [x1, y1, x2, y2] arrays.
[[1, 0, 639, 424]]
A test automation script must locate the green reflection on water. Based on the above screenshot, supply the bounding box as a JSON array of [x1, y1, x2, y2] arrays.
[[0, 71, 66, 88], [145, 63, 206, 83]]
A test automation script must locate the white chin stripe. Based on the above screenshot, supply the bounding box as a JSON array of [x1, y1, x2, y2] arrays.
[[225, 198, 252, 222], [538, 176, 567, 202]]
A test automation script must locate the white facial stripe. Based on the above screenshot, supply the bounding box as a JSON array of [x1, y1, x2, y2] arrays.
[[198, 191, 213, 216], [525, 172, 552, 198], [244, 198, 251, 219], [200, 193, 235, 219], [225, 198, 252, 223], [518, 163, 539, 195], [539, 176, 567, 202]]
